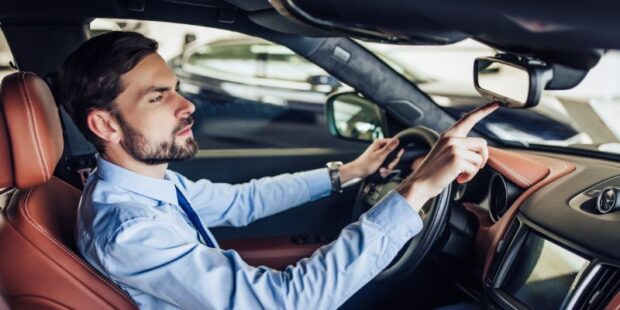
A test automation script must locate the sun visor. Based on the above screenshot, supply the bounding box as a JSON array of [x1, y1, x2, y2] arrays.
[[545, 63, 590, 90]]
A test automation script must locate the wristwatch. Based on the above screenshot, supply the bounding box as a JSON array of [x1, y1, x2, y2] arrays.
[[326, 161, 343, 193]]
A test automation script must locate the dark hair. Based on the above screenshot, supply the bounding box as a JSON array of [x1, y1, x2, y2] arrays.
[[59, 31, 158, 152]]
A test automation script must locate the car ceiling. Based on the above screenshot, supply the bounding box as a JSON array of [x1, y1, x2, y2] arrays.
[[269, 0, 619, 70], [0, 0, 612, 69]]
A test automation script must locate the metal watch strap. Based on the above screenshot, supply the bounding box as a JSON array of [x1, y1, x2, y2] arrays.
[[326, 161, 343, 193]]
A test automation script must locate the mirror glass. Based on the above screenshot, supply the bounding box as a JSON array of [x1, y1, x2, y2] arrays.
[[330, 94, 385, 141], [476, 59, 531, 107]]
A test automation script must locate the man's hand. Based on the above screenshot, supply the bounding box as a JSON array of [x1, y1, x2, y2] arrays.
[[398, 103, 499, 211], [339, 138, 404, 184]]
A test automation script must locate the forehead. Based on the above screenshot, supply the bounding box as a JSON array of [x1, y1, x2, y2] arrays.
[[120, 53, 176, 94]]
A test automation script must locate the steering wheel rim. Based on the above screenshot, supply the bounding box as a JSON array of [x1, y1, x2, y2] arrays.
[[351, 126, 453, 282]]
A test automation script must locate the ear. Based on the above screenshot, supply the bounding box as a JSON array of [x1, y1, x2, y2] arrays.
[[86, 110, 122, 144]]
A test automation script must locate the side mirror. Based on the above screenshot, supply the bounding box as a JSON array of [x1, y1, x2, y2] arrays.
[[326, 92, 387, 142], [474, 55, 552, 108]]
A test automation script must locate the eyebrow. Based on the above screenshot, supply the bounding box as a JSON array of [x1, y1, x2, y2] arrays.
[[141, 80, 180, 98]]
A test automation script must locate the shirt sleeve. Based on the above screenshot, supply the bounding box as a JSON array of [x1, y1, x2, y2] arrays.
[[179, 168, 332, 227], [100, 191, 423, 310]]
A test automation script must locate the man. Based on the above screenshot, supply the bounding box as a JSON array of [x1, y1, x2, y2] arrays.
[[60, 31, 497, 309]]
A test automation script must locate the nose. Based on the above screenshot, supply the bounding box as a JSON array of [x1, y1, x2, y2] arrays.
[[175, 92, 195, 118]]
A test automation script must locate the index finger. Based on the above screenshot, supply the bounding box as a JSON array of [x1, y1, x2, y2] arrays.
[[445, 102, 499, 137]]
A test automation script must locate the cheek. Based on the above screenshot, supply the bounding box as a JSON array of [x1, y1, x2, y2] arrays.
[[132, 111, 177, 140]]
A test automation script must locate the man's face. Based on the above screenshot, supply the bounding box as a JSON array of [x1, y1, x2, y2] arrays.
[[112, 53, 198, 165]]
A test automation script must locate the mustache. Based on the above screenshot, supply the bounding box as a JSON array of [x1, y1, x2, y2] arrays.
[[173, 115, 194, 134]]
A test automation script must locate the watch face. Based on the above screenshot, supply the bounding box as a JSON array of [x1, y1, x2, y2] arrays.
[[327, 161, 343, 170]]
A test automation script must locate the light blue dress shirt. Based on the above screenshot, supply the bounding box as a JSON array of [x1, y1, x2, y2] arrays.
[[76, 156, 423, 309]]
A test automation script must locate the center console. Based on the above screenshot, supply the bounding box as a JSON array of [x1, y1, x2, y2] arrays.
[[485, 216, 618, 309]]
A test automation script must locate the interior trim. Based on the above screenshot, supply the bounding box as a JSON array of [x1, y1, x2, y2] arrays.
[[195, 147, 361, 158], [219, 237, 324, 270], [487, 147, 550, 188], [479, 151, 576, 281], [606, 291, 620, 310]]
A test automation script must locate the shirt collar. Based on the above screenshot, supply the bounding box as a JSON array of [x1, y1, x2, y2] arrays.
[[96, 155, 179, 206]]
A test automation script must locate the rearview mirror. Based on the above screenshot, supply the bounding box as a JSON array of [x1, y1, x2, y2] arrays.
[[474, 55, 553, 108], [326, 92, 387, 142]]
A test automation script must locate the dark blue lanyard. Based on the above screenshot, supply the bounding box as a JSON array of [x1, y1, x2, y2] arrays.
[[175, 187, 216, 248]]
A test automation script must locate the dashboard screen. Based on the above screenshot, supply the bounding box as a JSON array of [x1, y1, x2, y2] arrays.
[[501, 233, 589, 309]]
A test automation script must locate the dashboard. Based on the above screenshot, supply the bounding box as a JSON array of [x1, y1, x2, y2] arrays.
[[458, 148, 620, 310]]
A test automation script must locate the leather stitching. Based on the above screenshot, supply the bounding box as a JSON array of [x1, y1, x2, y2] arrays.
[[23, 72, 51, 178], [20, 188, 135, 304], [17, 73, 48, 181]]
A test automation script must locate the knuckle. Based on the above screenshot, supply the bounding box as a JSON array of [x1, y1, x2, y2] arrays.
[[449, 143, 460, 152], [444, 137, 455, 146], [448, 146, 459, 158]]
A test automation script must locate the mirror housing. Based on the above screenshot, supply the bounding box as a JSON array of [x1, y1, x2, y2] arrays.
[[326, 92, 387, 142], [474, 54, 553, 108]]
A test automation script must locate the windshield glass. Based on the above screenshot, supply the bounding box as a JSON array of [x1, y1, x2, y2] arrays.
[[361, 40, 620, 155]]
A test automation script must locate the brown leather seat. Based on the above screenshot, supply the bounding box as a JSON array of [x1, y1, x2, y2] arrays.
[[0, 294, 9, 310], [0, 72, 137, 309]]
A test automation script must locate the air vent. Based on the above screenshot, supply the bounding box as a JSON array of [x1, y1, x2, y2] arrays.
[[486, 218, 520, 285], [575, 265, 620, 310]]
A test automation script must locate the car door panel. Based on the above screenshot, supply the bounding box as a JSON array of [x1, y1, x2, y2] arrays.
[[169, 147, 362, 236], [170, 147, 364, 269], [218, 237, 324, 270]]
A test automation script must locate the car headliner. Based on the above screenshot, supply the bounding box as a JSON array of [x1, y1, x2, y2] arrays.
[[0, 0, 613, 70]]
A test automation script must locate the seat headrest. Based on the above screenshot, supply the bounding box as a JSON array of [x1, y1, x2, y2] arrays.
[[0, 72, 64, 189]]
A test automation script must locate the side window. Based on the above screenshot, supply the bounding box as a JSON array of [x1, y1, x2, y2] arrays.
[[90, 19, 355, 150], [262, 46, 326, 82], [185, 43, 260, 79], [176, 39, 350, 149]]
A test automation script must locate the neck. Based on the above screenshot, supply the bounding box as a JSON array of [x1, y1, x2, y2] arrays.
[[102, 149, 168, 179]]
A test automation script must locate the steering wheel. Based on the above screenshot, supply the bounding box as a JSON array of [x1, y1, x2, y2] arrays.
[[351, 126, 453, 282]]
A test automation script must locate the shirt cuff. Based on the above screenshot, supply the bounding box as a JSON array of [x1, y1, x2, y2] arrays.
[[364, 190, 424, 247], [297, 168, 332, 200]]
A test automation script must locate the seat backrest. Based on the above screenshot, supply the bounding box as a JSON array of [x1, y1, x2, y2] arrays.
[[0, 72, 136, 309]]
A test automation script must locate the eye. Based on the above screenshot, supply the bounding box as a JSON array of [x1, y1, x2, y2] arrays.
[[149, 95, 164, 103]]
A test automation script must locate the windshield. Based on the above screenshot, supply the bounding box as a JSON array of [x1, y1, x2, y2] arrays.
[[361, 40, 620, 155]]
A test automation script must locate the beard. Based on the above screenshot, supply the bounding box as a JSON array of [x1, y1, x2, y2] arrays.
[[115, 113, 198, 165]]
